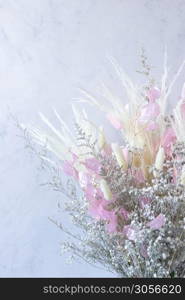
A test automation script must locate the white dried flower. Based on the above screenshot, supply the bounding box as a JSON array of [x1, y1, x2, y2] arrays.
[[100, 179, 112, 201], [180, 165, 185, 185], [154, 146, 165, 175], [111, 143, 127, 168]]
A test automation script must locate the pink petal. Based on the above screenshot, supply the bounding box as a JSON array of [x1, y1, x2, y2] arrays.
[[78, 172, 92, 188], [89, 199, 111, 220], [106, 213, 118, 233], [162, 127, 176, 156], [146, 120, 158, 131], [139, 102, 160, 123], [63, 161, 78, 180], [88, 189, 119, 232], [147, 213, 166, 230], [85, 157, 101, 173], [107, 113, 123, 130], [85, 184, 96, 199], [119, 208, 129, 220], [88, 187, 108, 218], [147, 87, 160, 103]]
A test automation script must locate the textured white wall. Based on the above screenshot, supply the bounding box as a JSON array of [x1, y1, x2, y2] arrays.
[[0, 0, 185, 277]]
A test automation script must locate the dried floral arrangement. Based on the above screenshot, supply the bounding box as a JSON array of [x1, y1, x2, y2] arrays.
[[21, 54, 185, 278]]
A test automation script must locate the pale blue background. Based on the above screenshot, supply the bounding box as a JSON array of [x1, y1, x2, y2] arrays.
[[0, 0, 185, 277]]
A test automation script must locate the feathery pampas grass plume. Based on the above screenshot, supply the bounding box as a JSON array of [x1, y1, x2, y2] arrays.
[[21, 54, 185, 277]]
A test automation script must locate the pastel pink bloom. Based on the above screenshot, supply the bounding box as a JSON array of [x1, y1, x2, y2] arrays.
[[107, 113, 123, 130], [139, 102, 160, 123], [161, 127, 176, 156], [87, 188, 119, 233], [88, 187, 109, 218], [147, 213, 166, 230], [119, 208, 129, 221], [139, 87, 160, 125], [146, 120, 158, 131], [146, 87, 160, 102], [63, 160, 78, 180], [123, 225, 137, 241], [139, 196, 151, 209], [85, 184, 96, 200], [106, 213, 118, 233], [78, 172, 92, 188], [85, 157, 101, 173], [90, 199, 114, 222], [86, 186, 112, 221]]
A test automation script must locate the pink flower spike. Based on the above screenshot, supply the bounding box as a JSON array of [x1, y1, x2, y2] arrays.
[[147, 87, 160, 103], [63, 161, 78, 180], [85, 157, 101, 173], [107, 113, 123, 130], [147, 213, 166, 230]]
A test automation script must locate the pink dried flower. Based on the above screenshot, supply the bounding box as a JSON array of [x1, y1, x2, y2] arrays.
[[139, 102, 160, 123], [147, 214, 166, 230], [78, 172, 92, 188], [119, 208, 129, 221], [63, 160, 78, 180], [146, 87, 160, 102], [106, 213, 118, 233], [85, 157, 102, 173], [161, 127, 176, 156]]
